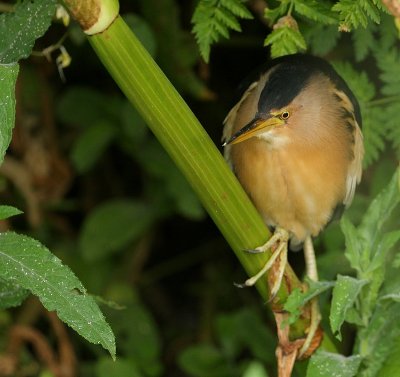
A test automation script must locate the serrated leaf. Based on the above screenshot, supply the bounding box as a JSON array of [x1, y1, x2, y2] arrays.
[[0, 278, 29, 309], [333, 0, 381, 30], [0, 205, 22, 221], [352, 23, 376, 61], [377, 338, 400, 377], [304, 24, 340, 55], [215, 8, 241, 32], [294, 0, 337, 24], [284, 280, 335, 324], [0, 0, 57, 64], [330, 275, 367, 340], [362, 107, 386, 167], [0, 232, 115, 357], [357, 301, 400, 377], [80, 200, 155, 262], [265, 26, 307, 58], [368, 230, 400, 272], [376, 48, 400, 97], [359, 168, 400, 248], [306, 351, 361, 377], [220, 0, 253, 19], [332, 62, 375, 103], [0, 63, 19, 165], [264, 4, 288, 25], [341, 216, 362, 273], [191, 0, 253, 62]]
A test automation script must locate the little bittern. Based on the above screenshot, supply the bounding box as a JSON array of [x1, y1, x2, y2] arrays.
[[223, 54, 364, 356]]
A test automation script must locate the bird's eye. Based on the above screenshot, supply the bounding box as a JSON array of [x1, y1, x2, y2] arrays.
[[281, 111, 290, 120]]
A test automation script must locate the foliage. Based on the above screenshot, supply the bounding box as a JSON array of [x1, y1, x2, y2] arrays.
[[0, 0, 115, 358], [336, 169, 400, 376], [0, 0, 56, 64], [0, 232, 116, 357], [1, 0, 400, 376], [191, 0, 253, 62]]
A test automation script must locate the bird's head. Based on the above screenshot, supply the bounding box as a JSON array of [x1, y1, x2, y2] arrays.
[[223, 55, 361, 148], [223, 108, 290, 145]]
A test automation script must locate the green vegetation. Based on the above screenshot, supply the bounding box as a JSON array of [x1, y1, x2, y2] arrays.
[[0, 0, 399, 376]]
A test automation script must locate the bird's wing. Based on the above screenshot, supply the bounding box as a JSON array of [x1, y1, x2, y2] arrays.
[[222, 80, 259, 166], [343, 120, 364, 207]]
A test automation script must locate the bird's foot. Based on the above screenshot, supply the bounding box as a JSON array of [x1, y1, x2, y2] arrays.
[[298, 236, 322, 359], [298, 297, 322, 359], [235, 228, 289, 299]]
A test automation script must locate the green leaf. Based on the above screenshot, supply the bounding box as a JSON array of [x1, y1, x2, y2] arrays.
[[220, 0, 253, 19], [0, 278, 29, 309], [361, 107, 387, 167], [0, 232, 115, 357], [368, 230, 400, 272], [191, 0, 253, 62], [80, 200, 155, 261], [264, 26, 307, 58], [284, 280, 335, 324], [357, 301, 400, 376], [306, 351, 361, 377], [330, 275, 367, 340], [106, 302, 162, 376], [234, 309, 275, 363], [70, 121, 116, 174], [56, 86, 123, 127], [359, 168, 400, 249], [304, 24, 340, 55], [294, 0, 337, 24], [0, 63, 19, 165], [341, 216, 362, 273], [96, 358, 143, 377], [242, 361, 269, 377], [215, 308, 275, 364], [178, 344, 234, 377], [376, 48, 400, 97], [264, 3, 289, 25], [332, 0, 381, 30], [332, 62, 375, 103], [378, 335, 400, 377], [0, 0, 57, 64], [0, 205, 22, 221], [352, 23, 377, 61]]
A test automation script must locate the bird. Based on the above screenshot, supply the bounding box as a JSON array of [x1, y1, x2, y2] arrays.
[[222, 54, 364, 357]]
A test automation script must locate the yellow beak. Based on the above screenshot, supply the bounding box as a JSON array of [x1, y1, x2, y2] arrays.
[[224, 116, 285, 145]]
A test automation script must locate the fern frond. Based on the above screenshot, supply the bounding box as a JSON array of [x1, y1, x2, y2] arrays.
[[333, 62, 385, 167], [264, 24, 307, 58], [375, 48, 400, 96], [352, 22, 377, 61], [191, 0, 253, 62], [332, 0, 382, 30], [215, 7, 241, 31], [304, 24, 340, 55], [220, 0, 253, 18], [362, 108, 387, 166], [264, 2, 290, 25], [374, 48, 400, 157], [293, 0, 338, 25]]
